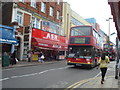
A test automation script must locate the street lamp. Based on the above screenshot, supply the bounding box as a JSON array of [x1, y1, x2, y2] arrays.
[[59, 16, 63, 35], [106, 17, 113, 56], [57, 16, 63, 60], [106, 17, 113, 43]]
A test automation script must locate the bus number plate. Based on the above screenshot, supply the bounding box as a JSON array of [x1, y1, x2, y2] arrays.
[[76, 64, 82, 66]]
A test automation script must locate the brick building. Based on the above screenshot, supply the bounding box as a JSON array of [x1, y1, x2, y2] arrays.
[[2, 1, 66, 61]]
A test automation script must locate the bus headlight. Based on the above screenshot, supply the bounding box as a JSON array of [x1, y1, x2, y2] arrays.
[[88, 62, 90, 64], [68, 61, 71, 62], [86, 59, 90, 61]]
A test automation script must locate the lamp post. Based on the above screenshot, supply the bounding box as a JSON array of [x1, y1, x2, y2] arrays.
[[59, 16, 63, 35], [57, 16, 63, 60], [106, 18, 112, 56], [106, 17, 112, 44]]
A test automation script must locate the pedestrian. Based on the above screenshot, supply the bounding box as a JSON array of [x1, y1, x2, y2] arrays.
[[98, 53, 110, 84], [28, 51, 32, 62], [38, 51, 44, 63], [10, 51, 16, 65]]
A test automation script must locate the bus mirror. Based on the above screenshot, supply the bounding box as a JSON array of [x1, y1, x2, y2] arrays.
[[65, 56, 68, 59]]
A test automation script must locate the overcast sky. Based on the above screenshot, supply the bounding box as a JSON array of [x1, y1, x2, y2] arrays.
[[63, 0, 117, 44]]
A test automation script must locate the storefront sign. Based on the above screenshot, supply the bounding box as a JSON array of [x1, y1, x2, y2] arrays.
[[43, 33, 58, 41], [32, 28, 68, 50], [0, 25, 18, 44], [32, 28, 66, 43]]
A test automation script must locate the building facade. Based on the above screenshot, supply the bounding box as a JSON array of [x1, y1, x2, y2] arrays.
[[62, 2, 91, 42], [2, 1, 65, 61]]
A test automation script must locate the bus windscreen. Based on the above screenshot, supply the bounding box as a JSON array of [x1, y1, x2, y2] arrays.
[[71, 26, 91, 36], [68, 46, 92, 58]]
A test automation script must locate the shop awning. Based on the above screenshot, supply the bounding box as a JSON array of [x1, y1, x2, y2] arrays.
[[32, 37, 68, 51], [0, 27, 18, 44]]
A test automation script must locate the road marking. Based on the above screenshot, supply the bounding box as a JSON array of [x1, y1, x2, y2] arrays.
[[0, 78, 9, 81], [38, 66, 70, 75], [11, 73, 38, 78], [65, 75, 114, 89], [3, 68, 15, 71], [66, 72, 101, 89], [1, 66, 71, 81]]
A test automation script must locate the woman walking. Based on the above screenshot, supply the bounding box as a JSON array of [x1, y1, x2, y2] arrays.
[[98, 53, 110, 84]]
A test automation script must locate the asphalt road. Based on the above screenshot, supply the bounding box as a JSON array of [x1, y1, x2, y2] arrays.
[[2, 60, 115, 88]]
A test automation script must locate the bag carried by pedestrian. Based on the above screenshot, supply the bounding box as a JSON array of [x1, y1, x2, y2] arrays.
[[41, 55, 45, 59], [15, 58, 18, 62]]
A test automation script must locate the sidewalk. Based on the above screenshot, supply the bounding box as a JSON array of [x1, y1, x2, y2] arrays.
[[79, 75, 118, 88], [78, 61, 119, 88], [1, 60, 59, 69]]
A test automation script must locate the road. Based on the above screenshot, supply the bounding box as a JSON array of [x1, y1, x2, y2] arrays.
[[2, 60, 115, 88]]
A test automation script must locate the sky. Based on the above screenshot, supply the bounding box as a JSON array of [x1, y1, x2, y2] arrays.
[[63, 0, 117, 44]]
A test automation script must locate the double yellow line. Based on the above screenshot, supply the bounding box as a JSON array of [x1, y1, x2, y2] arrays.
[[65, 78, 92, 90], [65, 75, 114, 89]]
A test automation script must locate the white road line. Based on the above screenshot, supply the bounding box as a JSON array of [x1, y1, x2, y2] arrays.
[[11, 73, 38, 78], [39, 70, 49, 74], [1, 66, 71, 81], [0, 78, 9, 81], [3, 68, 15, 71], [39, 66, 70, 75]]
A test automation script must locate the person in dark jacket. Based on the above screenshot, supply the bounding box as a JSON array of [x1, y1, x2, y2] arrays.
[[10, 51, 16, 65], [38, 51, 44, 63]]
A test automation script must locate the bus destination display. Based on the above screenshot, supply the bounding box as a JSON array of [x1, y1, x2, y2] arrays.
[[70, 37, 90, 44]]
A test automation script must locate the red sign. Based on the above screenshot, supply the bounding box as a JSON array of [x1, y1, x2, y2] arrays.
[[32, 28, 68, 50]]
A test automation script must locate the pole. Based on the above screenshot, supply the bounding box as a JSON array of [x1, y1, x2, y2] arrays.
[[106, 18, 112, 56]]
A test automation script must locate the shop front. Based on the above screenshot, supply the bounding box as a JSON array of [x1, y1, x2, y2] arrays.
[[31, 28, 68, 61], [0, 25, 18, 66]]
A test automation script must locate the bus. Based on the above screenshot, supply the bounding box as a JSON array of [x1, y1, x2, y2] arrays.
[[103, 43, 115, 61], [66, 25, 103, 68]]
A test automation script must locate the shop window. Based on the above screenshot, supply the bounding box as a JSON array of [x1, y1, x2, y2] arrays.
[[59, 51, 65, 55]]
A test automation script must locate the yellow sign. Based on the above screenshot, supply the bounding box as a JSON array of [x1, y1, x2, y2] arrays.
[[32, 54, 38, 61]]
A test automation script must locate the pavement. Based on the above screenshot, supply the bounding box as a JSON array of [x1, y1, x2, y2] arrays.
[[1, 60, 120, 89], [1, 60, 59, 69]]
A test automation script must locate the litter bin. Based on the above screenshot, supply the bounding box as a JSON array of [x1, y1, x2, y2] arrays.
[[2, 54, 10, 67]]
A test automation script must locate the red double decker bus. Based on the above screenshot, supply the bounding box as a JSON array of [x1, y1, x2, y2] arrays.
[[103, 43, 115, 61], [67, 25, 103, 68]]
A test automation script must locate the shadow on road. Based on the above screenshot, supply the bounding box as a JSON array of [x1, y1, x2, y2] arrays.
[[67, 65, 94, 70]]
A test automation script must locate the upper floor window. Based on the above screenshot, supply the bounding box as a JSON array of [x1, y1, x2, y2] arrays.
[[41, 2, 46, 13], [36, 19, 40, 29], [57, 11, 60, 20], [19, 0, 24, 2], [32, 17, 36, 27], [31, 0, 36, 8], [32, 17, 40, 29], [57, 0, 60, 4], [17, 11, 23, 25], [50, 7, 54, 16]]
